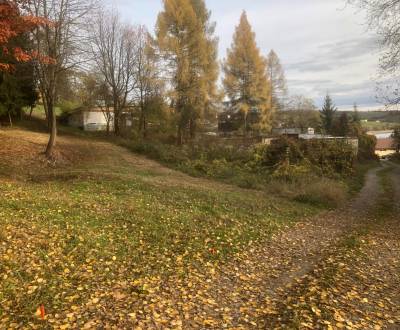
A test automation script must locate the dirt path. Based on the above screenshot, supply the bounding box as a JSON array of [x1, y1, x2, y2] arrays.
[[121, 163, 397, 330], [96, 161, 398, 329], [159, 166, 391, 329]]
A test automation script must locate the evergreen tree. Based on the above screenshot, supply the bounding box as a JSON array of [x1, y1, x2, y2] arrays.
[[222, 11, 272, 132], [0, 33, 37, 124], [156, 0, 218, 143], [320, 93, 337, 134], [190, 0, 219, 123], [336, 112, 350, 136], [349, 102, 363, 137], [266, 49, 287, 111], [352, 102, 360, 123]]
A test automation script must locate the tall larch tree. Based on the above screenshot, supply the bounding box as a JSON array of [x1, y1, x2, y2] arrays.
[[156, 0, 218, 143], [189, 0, 219, 129], [223, 11, 272, 132], [266, 49, 287, 111]]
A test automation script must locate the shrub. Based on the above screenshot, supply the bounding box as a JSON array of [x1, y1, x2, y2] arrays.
[[390, 153, 400, 163], [271, 161, 313, 182], [120, 137, 352, 208], [358, 133, 378, 161], [261, 137, 355, 176], [260, 137, 304, 167], [304, 139, 355, 176], [265, 175, 347, 208], [292, 178, 347, 208]]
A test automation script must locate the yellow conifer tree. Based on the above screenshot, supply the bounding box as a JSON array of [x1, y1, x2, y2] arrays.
[[156, 0, 218, 143], [223, 11, 272, 132]]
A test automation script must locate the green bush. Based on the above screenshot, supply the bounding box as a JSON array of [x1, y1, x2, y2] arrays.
[[260, 137, 304, 168], [260, 137, 355, 176], [119, 137, 353, 209], [271, 161, 313, 182], [305, 139, 355, 176], [358, 133, 378, 161], [390, 153, 400, 163]]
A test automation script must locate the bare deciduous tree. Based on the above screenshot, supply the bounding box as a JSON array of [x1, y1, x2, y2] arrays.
[[266, 50, 288, 111], [29, 0, 96, 157], [349, 0, 400, 72], [349, 0, 400, 105], [89, 9, 138, 136], [133, 27, 164, 138], [277, 95, 321, 131]]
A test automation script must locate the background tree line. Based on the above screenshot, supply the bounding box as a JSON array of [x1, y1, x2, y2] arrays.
[[1, 0, 292, 154], [1, 0, 398, 158]]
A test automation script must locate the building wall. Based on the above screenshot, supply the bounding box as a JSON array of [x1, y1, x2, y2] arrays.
[[83, 111, 114, 131]]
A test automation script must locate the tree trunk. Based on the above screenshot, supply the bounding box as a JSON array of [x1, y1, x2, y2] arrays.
[[139, 111, 147, 139], [114, 116, 120, 135], [113, 99, 120, 136], [143, 116, 147, 139], [189, 119, 196, 140], [244, 112, 248, 135], [45, 100, 57, 158], [106, 117, 110, 135], [8, 111, 12, 127], [29, 105, 34, 118], [177, 125, 184, 145], [43, 100, 50, 130], [139, 111, 144, 134]]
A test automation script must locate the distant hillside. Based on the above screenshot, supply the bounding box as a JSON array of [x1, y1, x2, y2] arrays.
[[341, 110, 400, 131], [342, 110, 400, 123]]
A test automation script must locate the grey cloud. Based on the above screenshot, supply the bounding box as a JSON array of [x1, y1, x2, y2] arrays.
[[288, 78, 377, 107], [287, 36, 379, 73]]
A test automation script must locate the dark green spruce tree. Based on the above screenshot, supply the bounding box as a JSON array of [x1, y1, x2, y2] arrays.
[[320, 93, 337, 134], [336, 112, 350, 136], [0, 34, 38, 125]]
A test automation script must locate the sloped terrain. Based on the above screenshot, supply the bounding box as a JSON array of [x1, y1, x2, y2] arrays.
[[0, 129, 399, 329]]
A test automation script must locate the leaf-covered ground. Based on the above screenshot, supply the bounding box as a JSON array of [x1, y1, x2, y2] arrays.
[[0, 129, 399, 329]]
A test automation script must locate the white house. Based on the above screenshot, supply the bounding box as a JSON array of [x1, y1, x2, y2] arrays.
[[67, 107, 114, 131]]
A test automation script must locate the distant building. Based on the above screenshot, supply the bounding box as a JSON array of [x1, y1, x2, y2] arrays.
[[367, 130, 394, 139], [272, 128, 302, 137], [367, 130, 396, 157], [67, 107, 113, 131], [273, 127, 359, 155], [66, 107, 134, 132], [375, 138, 396, 157]]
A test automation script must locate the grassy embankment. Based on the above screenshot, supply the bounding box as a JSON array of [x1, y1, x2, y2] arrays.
[[0, 127, 316, 325], [0, 123, 376, 326]]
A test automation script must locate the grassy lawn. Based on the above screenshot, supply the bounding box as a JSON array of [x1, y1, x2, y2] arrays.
[[361, 121, 397, 131], [0, 129, 320, 327]]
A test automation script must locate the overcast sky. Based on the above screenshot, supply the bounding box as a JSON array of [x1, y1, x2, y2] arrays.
[[113, 0, 382, 110]]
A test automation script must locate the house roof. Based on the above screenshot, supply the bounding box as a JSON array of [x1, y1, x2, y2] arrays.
[[273, 128, 302, 135], [70, 107, 113, 114], [375, 138, 395, 150], [367, 130, 394, 135]]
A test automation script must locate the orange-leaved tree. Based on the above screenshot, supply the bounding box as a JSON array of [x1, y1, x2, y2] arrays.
[[0, 0, 48, 71]]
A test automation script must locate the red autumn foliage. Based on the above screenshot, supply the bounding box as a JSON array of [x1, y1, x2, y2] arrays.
[[0, 0, 49, 70]]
